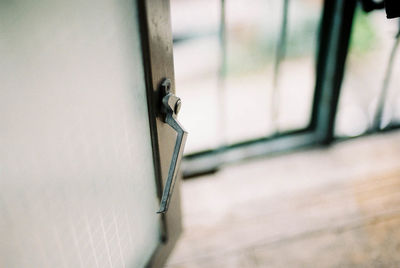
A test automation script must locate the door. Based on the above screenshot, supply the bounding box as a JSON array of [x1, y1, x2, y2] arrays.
[[0, 0, 182, 267]]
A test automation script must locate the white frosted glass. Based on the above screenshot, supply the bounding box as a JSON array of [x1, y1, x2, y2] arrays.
[[0, 1, 160, 267]]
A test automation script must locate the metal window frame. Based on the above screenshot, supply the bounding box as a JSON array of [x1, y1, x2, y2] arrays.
[[182, 0, 358, 178], [138, 0, 182, 267]]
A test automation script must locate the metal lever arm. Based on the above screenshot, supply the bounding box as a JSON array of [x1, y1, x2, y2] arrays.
[[157, 81, 188, 214]]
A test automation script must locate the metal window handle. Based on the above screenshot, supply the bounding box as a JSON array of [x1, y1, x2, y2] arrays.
[[157, 79, 188, 214]]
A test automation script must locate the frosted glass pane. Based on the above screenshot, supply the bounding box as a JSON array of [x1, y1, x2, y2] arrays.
[[0, 1, 160, 267]]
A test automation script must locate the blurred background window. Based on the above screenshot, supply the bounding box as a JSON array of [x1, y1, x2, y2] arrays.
[[171, 0, 400, 178], [171, 0, 324, 154], [167, 1, 400, 266], [335, 8, 400, 137]]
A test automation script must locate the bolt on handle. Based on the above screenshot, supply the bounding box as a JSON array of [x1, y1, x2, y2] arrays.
[[157, 79, 188, 214]]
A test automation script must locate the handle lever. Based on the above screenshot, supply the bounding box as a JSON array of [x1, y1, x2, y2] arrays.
[[157, 79, 188, 214]]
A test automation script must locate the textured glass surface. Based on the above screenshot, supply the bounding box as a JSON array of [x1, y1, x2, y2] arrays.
[[0, 1, 160, 267]]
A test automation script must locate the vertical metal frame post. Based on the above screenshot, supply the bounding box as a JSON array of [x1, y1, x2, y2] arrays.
[[137, 0, 183, 267], [311, 0, 357, 144]]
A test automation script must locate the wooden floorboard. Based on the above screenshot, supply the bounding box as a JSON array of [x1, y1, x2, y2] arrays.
[[167, 132, 400, 267]]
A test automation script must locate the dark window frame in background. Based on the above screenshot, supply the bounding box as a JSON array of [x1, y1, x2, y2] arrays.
[[181, 0, 375, 178]]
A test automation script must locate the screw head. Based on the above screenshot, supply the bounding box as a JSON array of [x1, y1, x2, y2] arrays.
[[161, 78, 172, 95]]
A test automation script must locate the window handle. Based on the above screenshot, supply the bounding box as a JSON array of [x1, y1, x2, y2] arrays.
[[157, 79, 188, 214]]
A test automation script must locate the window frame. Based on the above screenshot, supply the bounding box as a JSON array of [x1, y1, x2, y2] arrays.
[[182, 0, 358, 178], [138, 0, 183, 267]]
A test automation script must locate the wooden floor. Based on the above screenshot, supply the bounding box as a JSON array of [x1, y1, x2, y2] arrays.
[[166, 132, 400, 267]]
